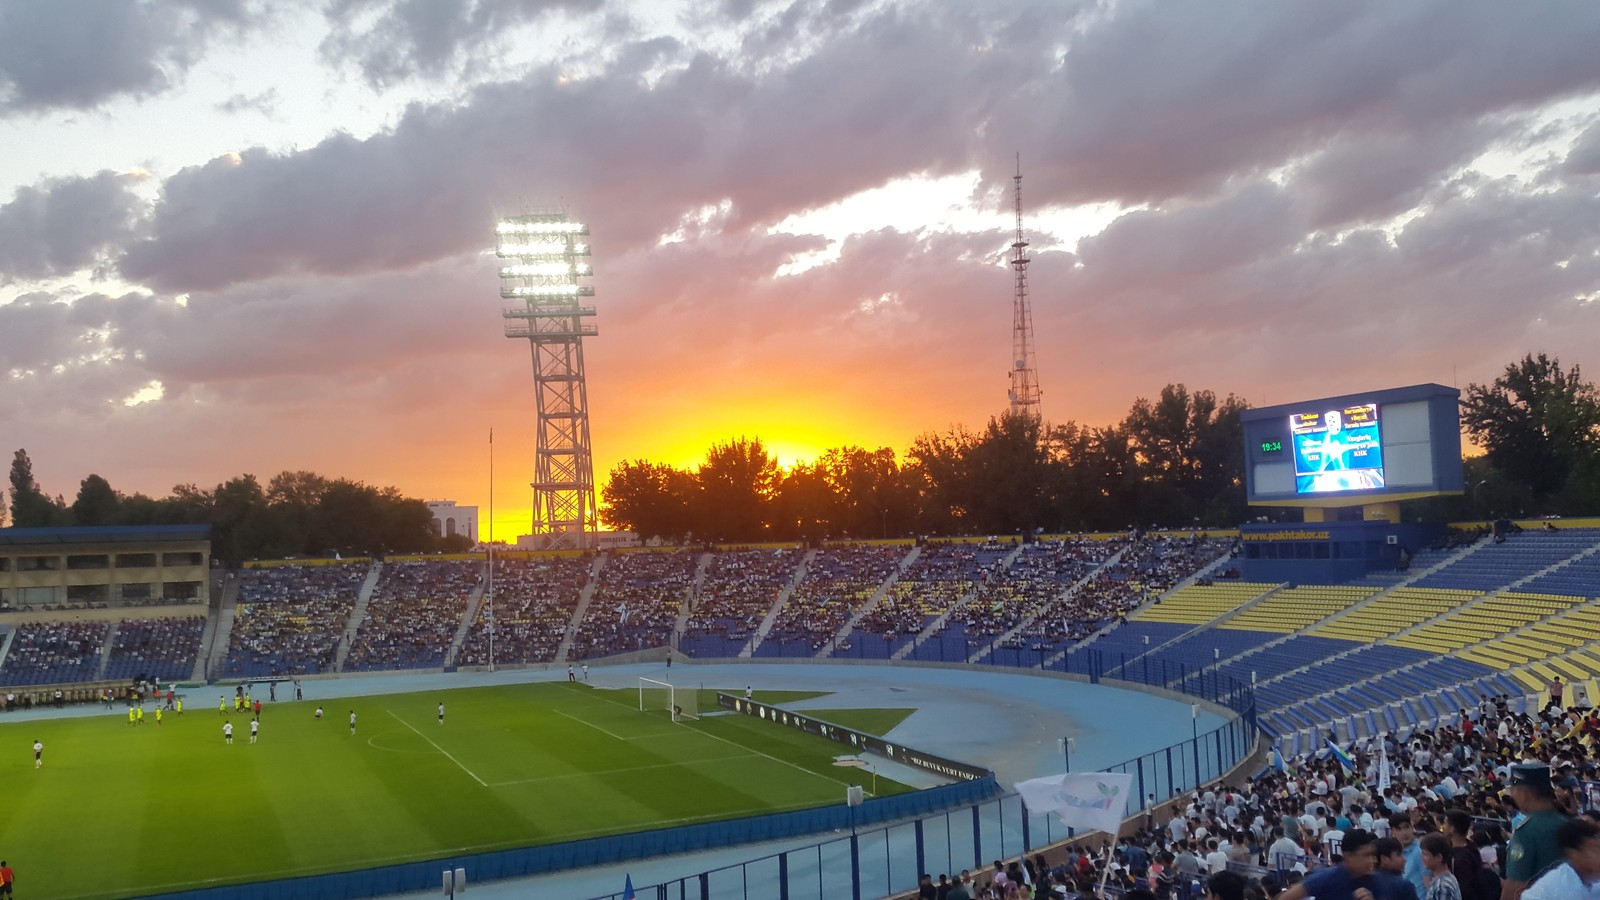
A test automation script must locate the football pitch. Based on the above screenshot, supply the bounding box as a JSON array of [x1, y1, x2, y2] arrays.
[[1, 681, 913, 900]]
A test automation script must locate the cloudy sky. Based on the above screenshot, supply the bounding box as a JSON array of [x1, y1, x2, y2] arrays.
[[3, 0, 1599, 539]]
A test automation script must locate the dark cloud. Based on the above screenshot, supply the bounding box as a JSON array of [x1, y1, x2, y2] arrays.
[[0, 172, 146, 282], [119, 6, 1041, 293], [11, 0, 1600, 506], [1566, 120, 1600, 175], [1287, 119, 1500, 229], [215, 87, 280, 116], [1012, 0, 1600, 208], [0, 0, 265, 115], [319, 0, 602, 88]]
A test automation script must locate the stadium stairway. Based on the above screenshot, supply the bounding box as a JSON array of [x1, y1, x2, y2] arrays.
[[673, 552, 715, 641], [333, 561, 384, 672], [742, 548, 815, 658], [1044, 546, 1230, 669], [1239, 536, 1489, 692], [553, 554, 607, 663], [1100, 581, 1284, 679], [195, 572, 244, 682], [983, 545, 1133, 666], [891, 542, 1027, 662], [817, 545, 920, 659], [1261, 585, 1600, 745], [443, 564, 490, 669], [94, 622, 119, 681]]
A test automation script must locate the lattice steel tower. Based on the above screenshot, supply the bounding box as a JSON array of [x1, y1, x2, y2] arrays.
[[497, 212, 597, 550], [1008, 157, 1042, 419]]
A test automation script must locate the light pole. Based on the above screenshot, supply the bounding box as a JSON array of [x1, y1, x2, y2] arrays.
[[1472, 479, 1488, 518]]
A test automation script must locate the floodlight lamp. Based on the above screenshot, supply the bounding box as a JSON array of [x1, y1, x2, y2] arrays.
[[496, 220, 588, 236], [501, 262, 580, 277]]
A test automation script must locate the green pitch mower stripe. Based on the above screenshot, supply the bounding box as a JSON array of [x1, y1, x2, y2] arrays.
[[1, 681, 911, 900]]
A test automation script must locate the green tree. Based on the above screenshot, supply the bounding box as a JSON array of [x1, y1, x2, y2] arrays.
[[1121, 385, 1248, 526], [696, 437, 780, 542], [905, 427, 976, 534], [817, 446, 914, 539], [211, 475, 270, 564], [773, 461, 838, 541], [600, 460, 696, 543], [9, 449, 64, 527], [962, 413, 1053, 535], [71, 473, 120, 526], [1461, 353, 1600, 503]]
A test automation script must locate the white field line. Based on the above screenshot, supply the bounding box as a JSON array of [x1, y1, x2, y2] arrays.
[[386, 709, 487, 787]]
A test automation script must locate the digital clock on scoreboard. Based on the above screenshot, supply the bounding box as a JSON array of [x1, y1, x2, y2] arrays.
[[1261, 440, 1283, 454]]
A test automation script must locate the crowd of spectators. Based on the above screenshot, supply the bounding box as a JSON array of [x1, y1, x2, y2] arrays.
[[105, 616, 205, 682], [225, 563, 368, 677], [990, 537, 1231, 656], [680, 549, 805, 654], [953, 538, 1120, 641], [457, 556, 591, 666], [345, 560, 478, 671], [855, 542, 1015, 645], [569, 551, 697, 659], [0, 620, 112, 686], [929, 692, 1600, 900], [761, 546, 903, 653]]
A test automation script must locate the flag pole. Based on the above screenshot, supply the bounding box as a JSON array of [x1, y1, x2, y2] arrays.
[[1096, 838, 1117, 896]]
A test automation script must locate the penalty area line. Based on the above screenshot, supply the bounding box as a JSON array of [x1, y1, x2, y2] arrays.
[[386, 709, 487, 787]]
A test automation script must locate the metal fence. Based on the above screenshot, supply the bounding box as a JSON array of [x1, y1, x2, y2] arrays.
[[581, 660, 1259, 900]]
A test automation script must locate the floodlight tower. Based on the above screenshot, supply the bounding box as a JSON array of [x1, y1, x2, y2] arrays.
[[1007, 157, 1042, 420], [497, 212, 598, 550]]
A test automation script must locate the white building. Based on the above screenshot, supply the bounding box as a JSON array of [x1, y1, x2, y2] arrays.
[[427, 501, 478, 542]]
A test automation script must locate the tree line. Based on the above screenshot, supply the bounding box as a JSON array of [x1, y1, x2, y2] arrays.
[[602, 383, 1253, 543], [3, 456, 458, 564], [5, 353, 1598, 553]]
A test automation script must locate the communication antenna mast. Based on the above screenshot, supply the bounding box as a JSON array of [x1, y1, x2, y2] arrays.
[[1008, 155, 1042, 420], [496, 211, 598, 550]]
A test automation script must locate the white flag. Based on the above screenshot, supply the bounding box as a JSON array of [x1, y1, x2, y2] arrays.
[[1377, 745, 1391, 794], [1014, 772, 1135, 836]]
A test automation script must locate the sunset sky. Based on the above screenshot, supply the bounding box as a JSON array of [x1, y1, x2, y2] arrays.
[[3, 0, 1599, 540]]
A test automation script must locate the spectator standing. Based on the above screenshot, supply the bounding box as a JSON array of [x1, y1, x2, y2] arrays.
[[1504, 763, 1567, 899], [1522, 817, 1600, 900], [1420, 834, 1461, 900], [1279, 828, 1378, 900]]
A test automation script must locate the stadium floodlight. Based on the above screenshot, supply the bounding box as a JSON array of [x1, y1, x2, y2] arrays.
[[500, 262, 593, 278], [498, 210, 598, 552], [495, 219, 589, 236]]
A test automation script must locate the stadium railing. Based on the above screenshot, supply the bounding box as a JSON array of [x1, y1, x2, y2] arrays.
[[575, 713, 1259, 900]]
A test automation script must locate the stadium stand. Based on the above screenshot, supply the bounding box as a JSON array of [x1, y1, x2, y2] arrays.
[[569, 550, 697, 660], [457, 555, 591, 666], [679, 548, 804, 658], [986, 696, 1600, 900], [0, 620, 111, 686], [224, 563, 367, 677], [907, 537, 1114, 663], [104, 615, 205, 682], [345, 559, 479, 671], [754, 545, 902, 656], [847, 540, 1012, 659]]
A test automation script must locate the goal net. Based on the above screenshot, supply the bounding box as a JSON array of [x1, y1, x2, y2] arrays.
[[638, 677, 698, 722]]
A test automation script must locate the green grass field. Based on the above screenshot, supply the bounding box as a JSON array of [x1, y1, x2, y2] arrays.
[[1, 681, 912, 900]]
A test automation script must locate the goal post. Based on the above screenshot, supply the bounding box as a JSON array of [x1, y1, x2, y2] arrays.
[[638, 677, 698, 722]]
